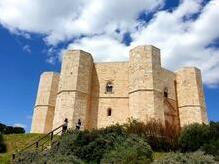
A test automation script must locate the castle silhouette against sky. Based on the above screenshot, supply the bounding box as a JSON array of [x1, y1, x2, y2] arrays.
[[31, 45, 208, 133]]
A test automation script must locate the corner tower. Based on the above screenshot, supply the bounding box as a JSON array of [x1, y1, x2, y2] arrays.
[[31, 72, 59, 133], [52, 50, 93, 130], [129, 45, 165, 124], [176, 67, 208, 127]]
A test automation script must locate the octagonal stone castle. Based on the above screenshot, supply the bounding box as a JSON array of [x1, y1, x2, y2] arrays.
[[31, 45, 208, 133]]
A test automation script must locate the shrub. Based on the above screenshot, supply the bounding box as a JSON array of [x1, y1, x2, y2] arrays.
[[0, 123, 25, 134], [178, 123, 210, 152], [13, 150, 41, 164], [124, 119, 179, 151], [202, 139, 219, 161], [101, 135, 153, 164], [5, 126, 25, 134], [0, 123, 7, 134], [44, 154, 84, 164], [14, 151, 84, 164], [52, 124, 127, 163], [178, 122, 219, 154], [0, 134, 6, 153], [13, 127, 25, 134], [152, 151, 216, 164]]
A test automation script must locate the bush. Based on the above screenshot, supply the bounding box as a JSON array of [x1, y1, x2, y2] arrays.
[[5, 126, 25, 134], [0, 134, 6, 153], [44, 154, 84, 164], [13, 127, 25, 134], [14, 151, 84, 164], [178, 122, 219, 158], [202, 122, 219, 160], [0, 123, 7, 134], [152, 151, 216, 164], [14, 125, 127, 163], [0, 123, 25, 134], [101, 135, 153, 164], [13, 150, 41, 164], [178, 123, 210, 152], [202, 139, 219, 161], [14, 124, 152, 163], [52, 124, 127, 163], [124, 119, 179, 151]]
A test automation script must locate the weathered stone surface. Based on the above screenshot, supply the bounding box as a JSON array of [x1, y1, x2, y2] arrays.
[[31, 45, 208, 133], [31, 72, 59, 133], [176, 67, 208, 126], [52, 50, 93, 130]]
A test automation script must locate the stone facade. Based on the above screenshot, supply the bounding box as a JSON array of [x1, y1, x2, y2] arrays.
[[31, 45, 208, 133]]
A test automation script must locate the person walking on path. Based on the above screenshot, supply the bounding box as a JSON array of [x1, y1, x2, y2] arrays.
[[76, 119, 81, 130], [62, 118, 68, 134]]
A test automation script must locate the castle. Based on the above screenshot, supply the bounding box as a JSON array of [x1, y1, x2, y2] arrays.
[[31, 45, 208, 133]]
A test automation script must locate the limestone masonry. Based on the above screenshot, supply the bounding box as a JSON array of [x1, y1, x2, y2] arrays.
[[31, 45, 208, 133]]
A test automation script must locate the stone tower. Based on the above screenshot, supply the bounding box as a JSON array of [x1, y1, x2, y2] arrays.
[[176, 67, 208, 126], [129, 45, 165, 124], [52, 50, 93, 130], [31, 72, 59, 133]]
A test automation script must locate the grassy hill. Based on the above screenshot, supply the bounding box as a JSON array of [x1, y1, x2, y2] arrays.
[[1, 121, 218, 163], [0, 133, 44, 163]]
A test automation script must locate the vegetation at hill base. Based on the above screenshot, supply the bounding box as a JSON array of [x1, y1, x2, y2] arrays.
[[0, 133, 6, 153], [0, 133, 45, 164], [1, 119, 219, 164], [179, 121, 219, 160], [0, 123, 25, 135]]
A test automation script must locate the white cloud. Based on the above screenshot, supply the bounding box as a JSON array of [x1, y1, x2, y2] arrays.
[[23, 45, 31, 54], [130, 0, 219, 86], [45, 47, 59, 65], [0, 0, 219, 86], [67, 35, 129, 62], [13, 123, 26, 128], [0, 0, 163, 45]]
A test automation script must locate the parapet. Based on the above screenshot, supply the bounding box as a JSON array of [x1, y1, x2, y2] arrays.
[[63, 50, 93, 61]]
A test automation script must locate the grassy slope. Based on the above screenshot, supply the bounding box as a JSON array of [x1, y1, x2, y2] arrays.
[[0, 133, 167, 164], [0, 133, 44, 164]]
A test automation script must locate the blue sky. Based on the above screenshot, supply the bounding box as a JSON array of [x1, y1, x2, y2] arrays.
[[0, 0, 218, 132]]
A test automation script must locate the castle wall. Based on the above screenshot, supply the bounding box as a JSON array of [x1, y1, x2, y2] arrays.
[[31, 72, 59, 133], [52, 50, 93, 130], [89, 62, 130, 129], [176, 67, 208, 127], [129, 45, 165, 124], [31, 45, 209, 134], [160, 69, 179, 128]]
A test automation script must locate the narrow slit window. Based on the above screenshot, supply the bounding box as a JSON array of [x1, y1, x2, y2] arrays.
[[106, 82, 113, 93], [107, 108, 112, 116], [164, 87, 168, 98]]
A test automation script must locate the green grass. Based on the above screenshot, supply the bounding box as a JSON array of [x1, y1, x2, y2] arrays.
[[0, 133, 45, 164], [0, 153, 11, 164], [154, 152, 168, 160], [3, 133, 45, 153]]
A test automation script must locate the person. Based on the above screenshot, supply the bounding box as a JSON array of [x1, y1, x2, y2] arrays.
[[76, 119, 82, 130], [62, 118, 68, 134]]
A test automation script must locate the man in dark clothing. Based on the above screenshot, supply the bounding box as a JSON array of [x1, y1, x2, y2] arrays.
[[76, 119, 81, 130], [62, 118, 68, 134]]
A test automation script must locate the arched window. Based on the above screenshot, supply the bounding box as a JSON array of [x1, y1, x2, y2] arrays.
[[106, 81, 113, 93], [164, 87, 168, 98], [107, 108, 112, 116]]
